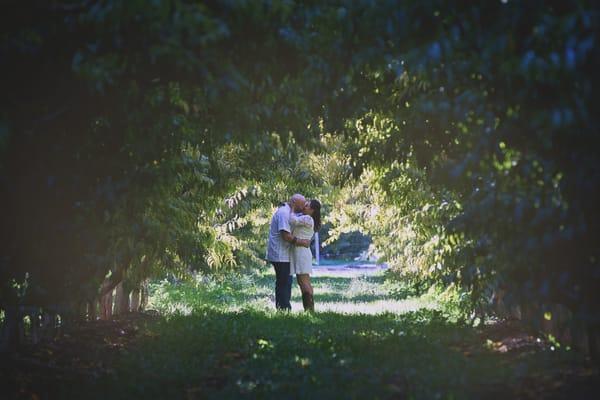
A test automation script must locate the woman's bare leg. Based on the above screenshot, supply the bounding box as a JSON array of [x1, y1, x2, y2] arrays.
[[296, 274, 313, 296], [296, 274, 314, 312]]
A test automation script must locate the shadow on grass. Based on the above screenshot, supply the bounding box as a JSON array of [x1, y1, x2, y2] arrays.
[[86, 305, 584, 400], [91, 307, 482, 399], [61, 272, 592, 400]]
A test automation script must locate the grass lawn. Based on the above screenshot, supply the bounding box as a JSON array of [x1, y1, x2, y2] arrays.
[[4, 269, 597, 399]]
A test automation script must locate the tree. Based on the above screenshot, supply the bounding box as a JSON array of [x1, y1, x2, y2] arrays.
[[1, 0, 598, 356]]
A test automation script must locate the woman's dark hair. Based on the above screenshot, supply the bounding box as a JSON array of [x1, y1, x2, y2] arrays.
[[310, 199, 321, 232]]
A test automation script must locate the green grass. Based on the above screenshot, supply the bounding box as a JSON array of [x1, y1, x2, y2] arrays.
[[77, 270, 582, 399], [149, 271, 429, 315]]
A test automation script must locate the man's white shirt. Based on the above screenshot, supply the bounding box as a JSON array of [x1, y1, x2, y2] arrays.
[[266, 203, 293, 262]]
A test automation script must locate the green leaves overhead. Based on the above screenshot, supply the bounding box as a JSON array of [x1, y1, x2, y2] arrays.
[[1, 0, 598, 335]]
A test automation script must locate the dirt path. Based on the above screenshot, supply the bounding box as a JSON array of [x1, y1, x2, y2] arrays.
[[311, 262, 388, 277]]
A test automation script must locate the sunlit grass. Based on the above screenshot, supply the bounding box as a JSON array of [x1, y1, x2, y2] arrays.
[[289, 271, 437, 314], [149, 269, 434, 316], [71, 268, 584, 400], [293, 297, 432, 314]]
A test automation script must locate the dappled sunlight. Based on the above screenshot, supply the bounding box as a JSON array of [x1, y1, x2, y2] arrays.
[[234, 270, 436, 315], [148, 269, 439, 320], [298, 271, 436, 315], [148, 268, 436, 317], [149, 268, 439, 317], [288, 271, 437, 315]]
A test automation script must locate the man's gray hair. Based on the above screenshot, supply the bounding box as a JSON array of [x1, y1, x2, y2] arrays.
[[290, 193, 305, 203]]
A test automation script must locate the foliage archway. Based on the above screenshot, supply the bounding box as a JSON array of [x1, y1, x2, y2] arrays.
[[1, 0, 598, 354]]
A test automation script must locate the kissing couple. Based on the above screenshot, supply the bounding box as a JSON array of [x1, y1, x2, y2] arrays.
[[266, 193, 321, 312]]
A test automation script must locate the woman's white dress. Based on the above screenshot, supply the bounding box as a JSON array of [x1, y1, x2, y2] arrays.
[[289, 214, 314, 275]]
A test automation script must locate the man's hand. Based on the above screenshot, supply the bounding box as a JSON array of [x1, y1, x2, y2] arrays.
[[296, 238, 311, 248]]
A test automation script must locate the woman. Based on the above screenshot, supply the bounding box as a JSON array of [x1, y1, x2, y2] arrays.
[[289, 199, 321, 312]]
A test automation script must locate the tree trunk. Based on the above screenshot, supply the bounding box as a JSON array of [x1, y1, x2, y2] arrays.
[[17, 306, 25, 344], [140, 279, 149, 311], [26, 307, 41, 345], [59, 303, 78, 328], [130, 288, 141, 312], [41, 310, 56, 341], [78, 302, 88, 321], [98, 259, 132, 298], [587, 324, 599, 362], [540, 304, 572, 343], [520, 301, 542, 328], [2, 305, 19, 351], [113, 282, 130, 315], [100, 291, 113, 320], [491, 286, 507, 317], [571, 318, 590, 355], [88, 300, 98, 321], [510, 304, 522, 320]]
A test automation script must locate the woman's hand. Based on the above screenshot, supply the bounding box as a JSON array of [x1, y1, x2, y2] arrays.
[[281, 231, 310, 248]]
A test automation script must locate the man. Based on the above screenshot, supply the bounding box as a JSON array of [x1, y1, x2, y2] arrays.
[[266, 193, 311, 310]]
